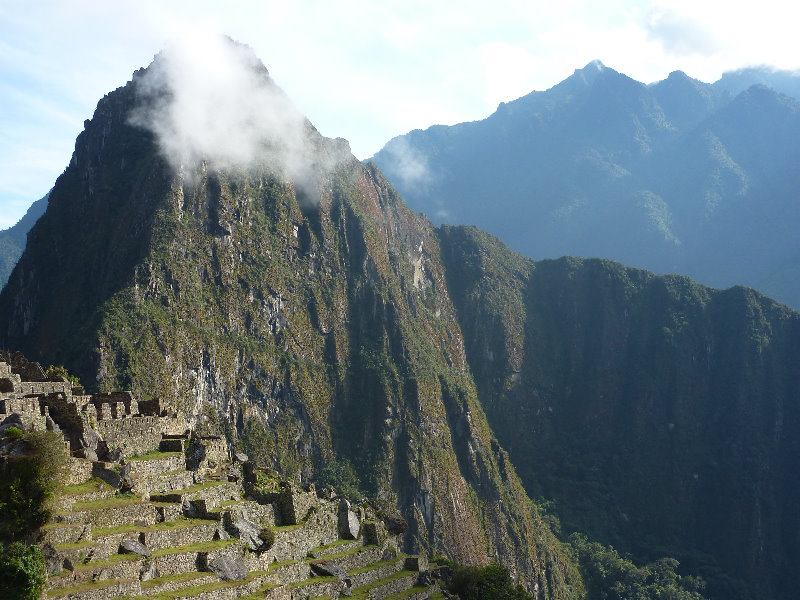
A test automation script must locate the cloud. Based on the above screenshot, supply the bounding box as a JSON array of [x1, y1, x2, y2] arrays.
[[379, 136, 432, 193], [644, 6, 721, 56], [128, 32, 339, 191]]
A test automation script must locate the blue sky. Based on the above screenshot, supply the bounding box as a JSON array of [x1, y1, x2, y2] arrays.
[[1, 0, 798, 228]]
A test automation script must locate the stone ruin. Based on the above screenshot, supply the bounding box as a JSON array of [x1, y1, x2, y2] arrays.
[[0, 353, 444, 599]]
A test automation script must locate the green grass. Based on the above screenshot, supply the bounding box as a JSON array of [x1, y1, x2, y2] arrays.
[[349, 569, 417, 599], [385, 584, 431, 599], [140, 571, 214, 589], [94, 517, 215, 536], [70, 494, 144, 511], [290, 575, 337, 589], [127, 450, 182, 462], [70, 551, 141, 572], [134, 570, 268, 599], [349, 554, 406, 576], [60, 477, 114, 495], [309, 538, 358, 553], [272, 522, 304, 531], [150, 537, 238, 557], [47, 578, 138, 598], [53, 541, 99, 551]]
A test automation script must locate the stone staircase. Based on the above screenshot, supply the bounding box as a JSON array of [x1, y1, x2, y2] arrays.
[[41, 437, 444, 600]]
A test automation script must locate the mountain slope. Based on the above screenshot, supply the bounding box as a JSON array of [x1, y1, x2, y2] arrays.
[[0, 193, 48, 289], [372, 63, 800, 309], [438, 225, 800, 600], [0, 45, 578, 598]]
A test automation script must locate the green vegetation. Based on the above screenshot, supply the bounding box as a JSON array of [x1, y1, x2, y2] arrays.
[[313, 457, 362, 499], [446, 561, 534, 600], [569, 534, 708, 600], [0, 430, 68, 541], [45, 364, 81, 386], [3, 426, 23, 441], [0, 542, 46, 600]]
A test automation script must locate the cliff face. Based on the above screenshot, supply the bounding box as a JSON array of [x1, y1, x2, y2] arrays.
[[0, 52, 577, 598], [438, 225, 800, 600]]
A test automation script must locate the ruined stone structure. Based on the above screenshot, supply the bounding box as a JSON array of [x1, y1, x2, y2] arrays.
[[0, 355, 443, 599]]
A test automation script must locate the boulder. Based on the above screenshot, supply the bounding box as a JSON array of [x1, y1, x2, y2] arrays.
[[337, 498, 360, 540], [119, 539, 151, 557], [40, 543, 63, 576], [230, 517, 263, 551], [310, 559, 348, 580], [208, 555, 248, 581]]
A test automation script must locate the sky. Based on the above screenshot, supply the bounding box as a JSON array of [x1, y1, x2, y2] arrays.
[[1, 0, 799, 229]]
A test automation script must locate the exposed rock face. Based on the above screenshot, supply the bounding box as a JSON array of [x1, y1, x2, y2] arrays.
[[0, 46, 577, 596]]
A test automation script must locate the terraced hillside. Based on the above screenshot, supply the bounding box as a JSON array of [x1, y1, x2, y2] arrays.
[[0, 355, 442, 600]]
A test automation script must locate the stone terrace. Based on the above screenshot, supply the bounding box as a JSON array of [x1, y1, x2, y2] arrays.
[[0, 355, 445, 599]]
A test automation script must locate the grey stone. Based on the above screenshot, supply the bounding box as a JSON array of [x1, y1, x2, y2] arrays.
[[41, 543, 63, 576], [362, 521, 387, 546], [234, 451, 249, 463], [182, 496, 200, 518], [337, 498, 360, 540], [208, 555, 248, 581], [45, 415, 61, 433], [404, 555, 428, 572], [119, 539, 151, 557], [310, 560, 348, 580], [231, 517, 263, 551], [140, 561, 160, 581], [382, 547, 398, 562]]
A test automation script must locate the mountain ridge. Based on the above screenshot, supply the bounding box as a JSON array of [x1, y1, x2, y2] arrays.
[[372, 63, 800, 309]]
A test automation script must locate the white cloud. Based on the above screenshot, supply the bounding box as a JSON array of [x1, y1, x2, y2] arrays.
[[2, 0, 800, 226]]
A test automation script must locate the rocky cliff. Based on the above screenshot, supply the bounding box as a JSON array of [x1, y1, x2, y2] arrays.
[[438, 225, 800, 600]]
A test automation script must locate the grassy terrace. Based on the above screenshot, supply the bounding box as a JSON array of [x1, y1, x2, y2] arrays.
[[349, 569, 417, 599], [128, 570, 269, 600], [349, 554, 407, 576], [94, 516, 215, 536], [139, 571, 213, 589], [71, 551, 141, 572], [157, 480, 231, 495], [70, 494, 144, 511], [127, 450, 183, 462], [47, 578, 138, 598], [150, 538, 238, 557], [60, 477, 114, 495], [386, 584, 432, 599]]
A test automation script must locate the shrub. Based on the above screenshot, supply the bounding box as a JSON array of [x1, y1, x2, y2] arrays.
[[45, 364, 80, 386], [3, 426, 23, 441], [0, 542, 47, 600], [258, 527, 275, 550]]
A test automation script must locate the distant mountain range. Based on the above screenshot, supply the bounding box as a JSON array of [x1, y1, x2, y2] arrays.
[[0, 193, 48, 288], [372, 64, 800, 309]]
